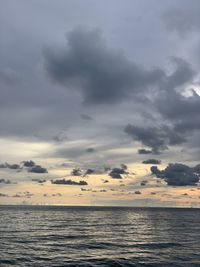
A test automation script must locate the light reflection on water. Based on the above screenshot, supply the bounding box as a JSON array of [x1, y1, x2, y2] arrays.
[[0, 205, 200, 266]]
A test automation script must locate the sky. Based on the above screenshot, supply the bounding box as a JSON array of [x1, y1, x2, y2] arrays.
[[0, 0, 200, 207]]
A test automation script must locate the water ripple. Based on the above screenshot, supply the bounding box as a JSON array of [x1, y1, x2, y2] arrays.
[[0, 206, 200, 266]]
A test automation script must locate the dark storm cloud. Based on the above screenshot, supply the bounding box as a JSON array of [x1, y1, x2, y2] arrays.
[[193, 164, 200, 174], [28, 165, 48, 173], [154, 58, 199, 120], [109, 167, 128, 179], [153, 77, 200, 151], [138, 149, 152, 155], [164, 164, 199, 186], [124, 125, 165, 153], [151, 163, 200, 186], [142, 159, 161, 165], [51, 179, 88, 185], [161, 57, 196, 90], [0, 161, 48, 174], [123, 57, 197, 153], [151, 166, 165, 178], [1, 0, 200, 166], [156, 91, 200, 134], [44, 27, 164, 104], [124, 124, 185, 153], [119, 57, 195, 151], [22, 160, 35, 167], [156, 91, 199, 120]]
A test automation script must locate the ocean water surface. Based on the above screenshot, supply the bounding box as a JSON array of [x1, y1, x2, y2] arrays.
[[0, 205, 200, 267]]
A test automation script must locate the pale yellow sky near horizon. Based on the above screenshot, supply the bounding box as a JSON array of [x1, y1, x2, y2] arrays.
[[1, 163, 200, 208]]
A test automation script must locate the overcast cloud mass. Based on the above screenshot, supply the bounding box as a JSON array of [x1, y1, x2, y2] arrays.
[[1, 0, 200, 206]]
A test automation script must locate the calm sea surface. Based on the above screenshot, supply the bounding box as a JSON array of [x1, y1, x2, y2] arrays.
[[0, 205, 200, 267]]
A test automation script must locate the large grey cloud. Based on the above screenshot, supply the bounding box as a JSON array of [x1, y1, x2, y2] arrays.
[[44, 27, 200, 158], [44, 27, 164, 104], [124, 57, 198, 153], [153, 58, 198, 127], [124, 124, 185, 153], [151, 163, 200, 186], [155, 91, 200, 134], [152, 61, 200, 150]]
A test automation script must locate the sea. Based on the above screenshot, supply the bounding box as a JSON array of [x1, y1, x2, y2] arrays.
[[0, 205, 200, 267]]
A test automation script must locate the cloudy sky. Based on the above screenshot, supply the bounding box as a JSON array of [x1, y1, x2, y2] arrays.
[[1, 0, 200, 207]]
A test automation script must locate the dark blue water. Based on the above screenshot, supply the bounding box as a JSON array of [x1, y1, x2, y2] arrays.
[[0, 206, 200, 267]]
